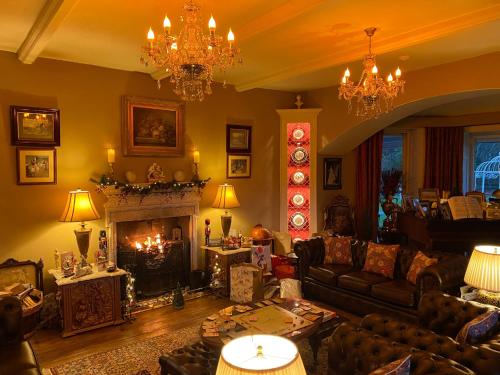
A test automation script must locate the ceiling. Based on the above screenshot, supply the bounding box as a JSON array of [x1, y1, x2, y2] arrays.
[[1, 0, 499, 92]]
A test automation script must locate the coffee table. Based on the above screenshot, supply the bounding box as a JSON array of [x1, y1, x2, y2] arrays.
[[200, 297, 344, 365]]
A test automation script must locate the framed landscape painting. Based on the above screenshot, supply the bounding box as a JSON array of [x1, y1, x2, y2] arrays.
[[226, 124, 252, 153], [227, 154, 251, 178], [16, 148, 57, 185], [11, 106, 60, 146], [122, 96, 184, 157]]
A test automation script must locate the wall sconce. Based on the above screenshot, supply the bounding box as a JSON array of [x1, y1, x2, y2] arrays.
[[107, 148, 115, 180], [192, 150, 200, 181]]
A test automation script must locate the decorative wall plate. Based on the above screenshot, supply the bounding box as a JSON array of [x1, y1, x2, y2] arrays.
[[292, 128, 305, 140], [290, 212, 306, 229], [292, 171, 305, 185], [292, 193, 305, 207], [291, 147, 308, 164]]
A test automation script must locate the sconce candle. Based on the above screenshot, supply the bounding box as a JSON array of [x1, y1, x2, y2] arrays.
[[193, 151, 200, 163], [107, 148, 116, 163]]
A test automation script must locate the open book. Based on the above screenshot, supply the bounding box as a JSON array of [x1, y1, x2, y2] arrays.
[[448, 196, 483, 220]]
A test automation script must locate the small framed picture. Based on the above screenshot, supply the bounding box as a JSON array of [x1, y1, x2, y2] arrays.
[[11, 106, 60, 147], [16, 148, 57, 185], [227, 154, 251, 178], [226, 124, 252, 153], [323, 158, 342, 190], [419, 188, 439, 202]]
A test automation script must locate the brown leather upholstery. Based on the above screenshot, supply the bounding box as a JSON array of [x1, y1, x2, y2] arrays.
[[308, 264, 354, 285], [159, 341, 219, 375], [371, 280, 416, 307], [337, 271, 389, 295], [328, 321, 474, 375], [0, 297, 41, 375], [295, 236, 467, 319]]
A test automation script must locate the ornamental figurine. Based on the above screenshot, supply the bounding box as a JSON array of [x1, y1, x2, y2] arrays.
[[147, 163, 166, 183]]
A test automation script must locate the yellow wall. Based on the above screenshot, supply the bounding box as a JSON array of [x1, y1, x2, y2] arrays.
[[0, 51, 295, 285]]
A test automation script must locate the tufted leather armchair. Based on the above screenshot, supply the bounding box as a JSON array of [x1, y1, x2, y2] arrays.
[[0, 296, 41, 375], [359, 292, 500, 375], [295, 237, 467, 320], [328, 321, 474, 375]]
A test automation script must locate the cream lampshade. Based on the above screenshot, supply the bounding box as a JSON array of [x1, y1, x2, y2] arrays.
[[60, 189, 101, 267], [464, 245, 500, 292], [216, 335, 306, 375], [212, 184, 240, 238]]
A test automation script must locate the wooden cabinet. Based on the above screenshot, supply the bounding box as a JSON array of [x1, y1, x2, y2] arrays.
[[49, 269, 126, 337]]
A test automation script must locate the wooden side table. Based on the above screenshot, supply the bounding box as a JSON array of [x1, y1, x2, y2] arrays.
[[49, 268, 126, 337], [201, 246, 251, 296]]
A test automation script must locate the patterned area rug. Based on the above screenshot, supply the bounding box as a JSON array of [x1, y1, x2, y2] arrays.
[[47, 324, 329, 375]]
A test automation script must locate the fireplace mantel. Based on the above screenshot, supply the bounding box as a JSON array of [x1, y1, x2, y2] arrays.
[[100, 185, 202, 270]]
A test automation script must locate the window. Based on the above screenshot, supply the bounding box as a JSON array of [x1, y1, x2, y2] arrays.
[[379, 134, 404, 228], [470, 137, 500, 198]]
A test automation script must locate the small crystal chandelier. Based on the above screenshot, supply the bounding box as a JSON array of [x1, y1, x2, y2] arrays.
[[141, 0, 242, 102], [339, 27, 404, 118]]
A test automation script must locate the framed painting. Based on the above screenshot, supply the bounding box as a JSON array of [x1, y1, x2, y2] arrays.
[[11, 106, 60, 146], [226, 124, 252, 153], [419, 188, 439, 202], [16, 148, 57, 185], [323, 158, 342, 190], [122, 96, 184, 157], [227, 154, 251, 178]]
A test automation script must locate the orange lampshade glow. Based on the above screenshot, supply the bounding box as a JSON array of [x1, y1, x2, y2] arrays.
[[212, 184, 240, 209], [464, 245, 500, 292], [60, 189, 100, 223]]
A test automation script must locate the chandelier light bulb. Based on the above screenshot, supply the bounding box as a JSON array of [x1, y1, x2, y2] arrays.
[[387, 73, 393, 82], [395, 67, 402, 78], [228, 28, 235, 42], [209, 15, 216, 30], [163, 16, 171, 29], [147, 27, 155, 40], [341, 76, 347, 84], [171, 42, 177, 50], [371, 65, 378, 74], [344, 68, 350, 78]]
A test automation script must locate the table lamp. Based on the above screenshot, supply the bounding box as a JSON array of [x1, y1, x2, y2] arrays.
[[464, 245, 500, 305], [212, 184, 240, 238], [216, 334, 306, 375], [60, 189, 101, 267]]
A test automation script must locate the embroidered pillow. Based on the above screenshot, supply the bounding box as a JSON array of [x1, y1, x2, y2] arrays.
[[406, 251, 438, 285], [456, 311, 499, 345], [362, 242, 400, 279], [324, 236, 353, 265], [368, 355, 411, 375]]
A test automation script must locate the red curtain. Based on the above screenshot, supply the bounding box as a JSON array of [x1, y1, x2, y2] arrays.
[[355, 131, 384, 240], [424, 127, 464, 195]]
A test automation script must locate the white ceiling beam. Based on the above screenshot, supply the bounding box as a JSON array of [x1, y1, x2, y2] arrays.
[[150, 0, 327, 81], [235, 4, 500, 92], [17, 0, 80, 64]]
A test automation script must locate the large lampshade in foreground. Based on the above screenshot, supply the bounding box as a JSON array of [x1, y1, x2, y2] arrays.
[[212, 184, 240, 238], [464, 245, 500, 292], [60, 189, 101, 267], [216, 335, 306, 375]]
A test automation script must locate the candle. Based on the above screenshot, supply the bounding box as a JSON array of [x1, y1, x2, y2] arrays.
[[107, 148, 115, 163], [193, 150, 200, 163]]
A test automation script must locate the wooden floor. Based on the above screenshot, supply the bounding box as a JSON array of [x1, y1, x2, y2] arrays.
[[30, 296, 359, 369]]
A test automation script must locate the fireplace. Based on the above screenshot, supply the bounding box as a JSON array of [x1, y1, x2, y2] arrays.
[[102, 186, 202, 298]]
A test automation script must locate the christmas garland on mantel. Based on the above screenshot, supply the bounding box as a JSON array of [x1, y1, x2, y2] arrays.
[[92, 176, 210, 199]]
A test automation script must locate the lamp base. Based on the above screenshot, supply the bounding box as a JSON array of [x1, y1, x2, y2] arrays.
[[74, 226, 92, 268], [221, 214, 232, 238]]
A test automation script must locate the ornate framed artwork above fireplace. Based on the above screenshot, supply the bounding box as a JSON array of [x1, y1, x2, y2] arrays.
[[102, 186, 201, 298]]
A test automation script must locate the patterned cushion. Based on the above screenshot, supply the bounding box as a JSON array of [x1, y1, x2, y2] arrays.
[[406, 251, 438, 285], [368, 355, 411, 375], [362, 242, 399, 279], [324, 236, 353, 265], [456, 310, 499, 345]]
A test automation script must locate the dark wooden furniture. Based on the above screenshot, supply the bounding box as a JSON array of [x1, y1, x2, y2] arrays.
[[323, 194, 355, 236], [49, 269, 126, 337], [398, 212, 500, 255]]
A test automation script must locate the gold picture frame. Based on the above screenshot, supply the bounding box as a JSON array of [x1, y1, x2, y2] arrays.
[[122, 96, 184, 157], [11, 106, 60, 147], [227, 154, 251, 178], [16, 148, 57, 185]]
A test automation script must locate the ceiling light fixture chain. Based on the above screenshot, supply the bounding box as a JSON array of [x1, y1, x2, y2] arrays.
[[140, 0, 242, 102], [338, 27, 405, 118]]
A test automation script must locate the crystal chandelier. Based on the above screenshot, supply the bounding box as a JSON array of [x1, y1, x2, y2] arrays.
[[141, 0, 242, 102], [339, 27, 404, 118]]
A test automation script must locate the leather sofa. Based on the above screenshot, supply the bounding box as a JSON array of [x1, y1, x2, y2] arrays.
[[295, 237, 467, 321], [0, 296, 41, 375]]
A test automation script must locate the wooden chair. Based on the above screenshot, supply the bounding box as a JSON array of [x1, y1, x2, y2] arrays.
[[323, 195, 355, 236]]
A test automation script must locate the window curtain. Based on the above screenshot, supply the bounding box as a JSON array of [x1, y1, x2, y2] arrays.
[[355, 131, 384, 240], [424, 127, 464, 195]]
